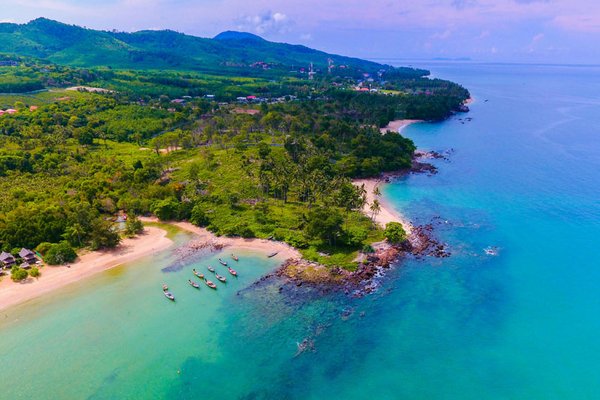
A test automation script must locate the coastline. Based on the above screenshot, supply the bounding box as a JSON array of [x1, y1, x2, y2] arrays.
[[353, 177, 413, 235], [0, 218, 302, 312], [142, 217, 301, 260], [0, 226, 173, 312], [380, 119, 423, 134]]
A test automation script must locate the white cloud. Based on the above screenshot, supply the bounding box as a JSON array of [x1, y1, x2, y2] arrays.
[[237, 10, 292, 35]]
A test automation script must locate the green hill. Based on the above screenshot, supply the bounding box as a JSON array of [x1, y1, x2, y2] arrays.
[[0, 18, 401, 75]]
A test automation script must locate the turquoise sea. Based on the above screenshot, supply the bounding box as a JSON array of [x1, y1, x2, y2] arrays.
[[2, 63, 600, 399]]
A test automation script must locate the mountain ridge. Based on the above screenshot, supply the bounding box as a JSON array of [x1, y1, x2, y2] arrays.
[[0, 18, 392, 74]]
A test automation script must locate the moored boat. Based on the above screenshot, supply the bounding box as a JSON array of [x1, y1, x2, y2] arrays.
[[218, 258, 228, 266], [188, 279, 200, 288], [215, 273, 226, 283], [228, 267, 238, 277], [207, 265, 215, 273], [267, 251, 279, 258], [231, 254, 239, 261], [164, 291, 175, 301], [193, 269, 205, 279], [204, 279, 217, 289]]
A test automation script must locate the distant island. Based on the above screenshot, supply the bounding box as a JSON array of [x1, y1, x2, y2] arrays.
[[0, 18, 469, 295]]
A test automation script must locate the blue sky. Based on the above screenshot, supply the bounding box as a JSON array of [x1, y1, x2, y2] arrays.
[[3, 0, 600, 63]]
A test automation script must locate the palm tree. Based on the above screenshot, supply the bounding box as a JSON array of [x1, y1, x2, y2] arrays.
[[370, 199, 381, 221], [373, 186, 381, 198]]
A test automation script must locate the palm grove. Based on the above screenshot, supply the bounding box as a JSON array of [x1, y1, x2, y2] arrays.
[[0, 57, 468, 272]]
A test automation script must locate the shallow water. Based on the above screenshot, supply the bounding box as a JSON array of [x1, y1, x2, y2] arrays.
[[2, 63, 600, 399]]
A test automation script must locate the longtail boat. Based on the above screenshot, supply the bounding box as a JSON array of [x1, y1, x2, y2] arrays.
[[164, 291, 175, 301], [228, 267, 238, 277], [193, 269, 204, 279], [231, 254, 239, 261], [204, 279, 217, 289], [215, 273, 227, 283], [188, 279, 200, 288], [207, 265, 215, 273], [218, 258, 228, 266]]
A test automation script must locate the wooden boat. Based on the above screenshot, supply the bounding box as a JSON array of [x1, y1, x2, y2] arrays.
[[218, 258, 228, 266], [164, 291, 175, 301], [162, 284, 168, 291], [188, 279, 200, 289], [204, 279, 217, 289], [193, 269, 204, 279], [207, 265, 215, 273], [228, 267, 238, 277], [215, 273, 227, 283], [267, 251, 279, 258], [231, 254, 239, 261]]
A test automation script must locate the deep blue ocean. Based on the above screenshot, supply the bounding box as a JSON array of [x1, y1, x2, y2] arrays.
[[1, 63, 599, 399]]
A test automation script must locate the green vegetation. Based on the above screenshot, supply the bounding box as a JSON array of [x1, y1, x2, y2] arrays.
[[0, 26, 469, 270], [125, 215, 144, 237], [44, 242, 77, 265], [384, 222, 407, 244], [29, 266, 40, 278], [11, 265, 28, 281], [0, 18, 394, 73]]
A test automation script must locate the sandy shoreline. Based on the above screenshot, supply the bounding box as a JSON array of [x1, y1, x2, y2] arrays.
[[353, 178, 413, 235], [0, 189, 403, 312], [380, 119, 423, 134], [142, 217, 301, 260], [0, 219, 302, 312], [0, 227, 173, 312]]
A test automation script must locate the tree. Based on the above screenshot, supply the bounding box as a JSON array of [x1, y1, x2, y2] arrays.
[[384, 222, 407, 244], [153, 198, 180, 221], [305, 207, 343, 245], [45, 242, 77, 265], [29, 266, 41, 278], [89, 219, 121, 250], [190, 204, 210, 227], [373, 186, 381, 197], [257, 142, 271, 159], [63, 223, 85, 247], [124, 215, 144, 237], [11, 265, 28, 281], [369, 199, 381, 221]]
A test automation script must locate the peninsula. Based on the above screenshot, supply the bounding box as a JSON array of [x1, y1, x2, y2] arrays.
[[0, 18, 469, 300]]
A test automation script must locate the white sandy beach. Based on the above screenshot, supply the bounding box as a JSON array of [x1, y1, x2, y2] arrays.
[[380, 119, 423, 134], [0, 217, 302, 311], [353, 178, 413, 234], [0, 227, 172, 312], [142, 217, 301, 260]]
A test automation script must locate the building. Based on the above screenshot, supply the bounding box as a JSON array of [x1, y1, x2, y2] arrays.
[[0, 252, 16, 268], [19, 248, 37, 264]]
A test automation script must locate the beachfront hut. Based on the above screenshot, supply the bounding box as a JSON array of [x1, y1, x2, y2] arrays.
[[20, 262, 31, 270], [0, 251, 16, 268], [19, 248, 37, 263]]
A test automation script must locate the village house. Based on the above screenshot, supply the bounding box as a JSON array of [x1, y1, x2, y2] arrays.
[[0, 251, 16, 268], [19, 248, 37, 264]]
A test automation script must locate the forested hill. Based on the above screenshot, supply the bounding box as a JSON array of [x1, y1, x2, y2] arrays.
[[0, 18, 414, 75]]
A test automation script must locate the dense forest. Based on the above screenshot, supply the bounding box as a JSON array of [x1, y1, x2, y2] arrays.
[[0, 53, 469, 271]]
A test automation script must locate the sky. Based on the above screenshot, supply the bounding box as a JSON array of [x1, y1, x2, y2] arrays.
[[2, 0, 600, 64]]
